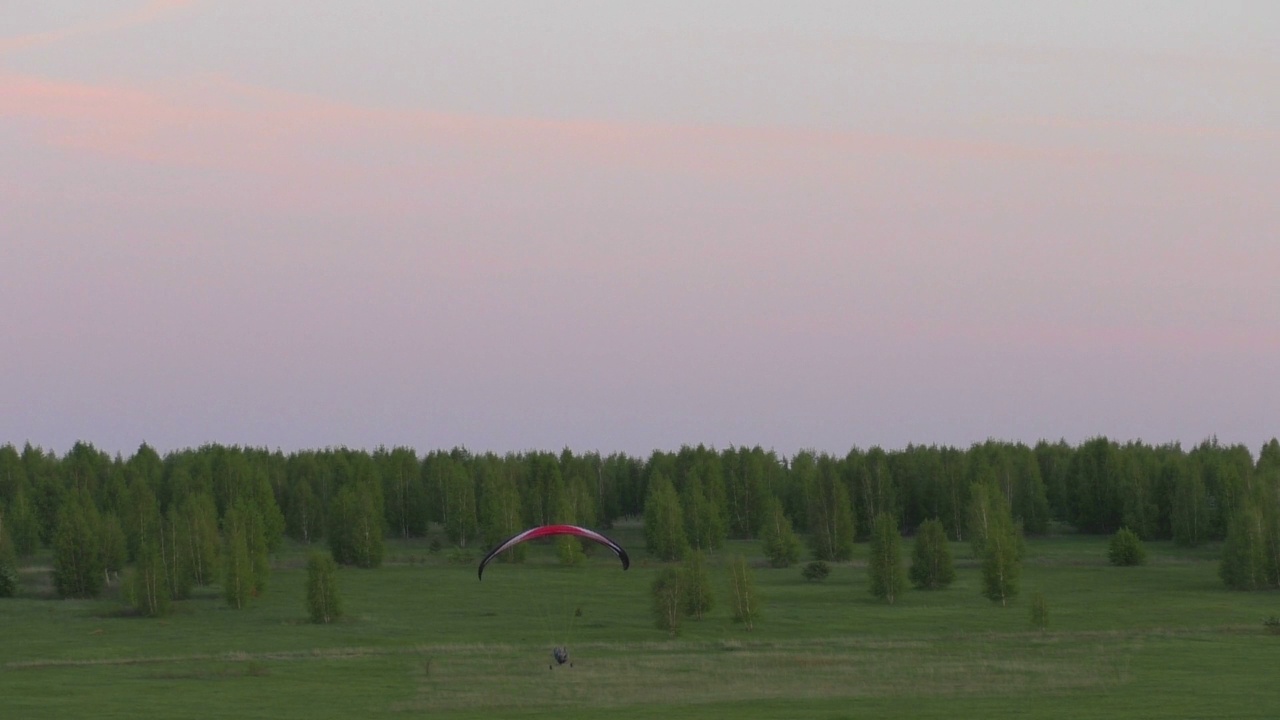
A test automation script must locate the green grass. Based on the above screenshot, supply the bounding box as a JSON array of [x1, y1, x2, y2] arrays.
[[3, 529, 1278, 719]]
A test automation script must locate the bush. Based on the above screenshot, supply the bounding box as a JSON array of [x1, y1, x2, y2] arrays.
[[1264, 616, 1280, 636], [801, 560, 830, 582], [1108, 527, 1147, 566]]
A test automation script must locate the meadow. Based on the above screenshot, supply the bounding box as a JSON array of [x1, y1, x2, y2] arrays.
[[3, 527, 1278, 719]]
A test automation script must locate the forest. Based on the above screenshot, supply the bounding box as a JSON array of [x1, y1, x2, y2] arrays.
[[3, 435, 1279, 606]]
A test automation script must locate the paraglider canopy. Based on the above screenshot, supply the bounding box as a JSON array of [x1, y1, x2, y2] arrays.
[[477, 524, 630, 579]]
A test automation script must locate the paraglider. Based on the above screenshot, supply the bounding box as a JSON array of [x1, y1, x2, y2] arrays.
[[477, 524, 629, 669], [477, 524, 630, 580]]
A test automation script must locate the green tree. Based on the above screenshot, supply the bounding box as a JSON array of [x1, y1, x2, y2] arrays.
[[4, 489, 41, 557], [52, 491, 105, 599], [305, 551, 343, 623], [0, 444, 24, 505], [225, 498, 271, 593], [724, 447, 769, 537], [967, 481, 997, 557], [562, 453, 599, 531], [216, 497, 270, 608], [479, 466, 525, 564], [223, 518, 253, 609], [727, 554, 759, 630], [1068, 437, 1123, 533], [22, 443, 62, 547], [1108, 527, 1147, 566], [129, 538, 171, 617], [760, 498, 802, 568], [329, 484, 385, 568], [868, 512, 905, 604], [1171, 464, 1206, 547], [121, 473, 160, 563], [284, 455, 325, 543], [806, 457, 855, 561], [158, 507, 193, 599], [552, 481, 585, 566], [0, 523, 18, 597], [981, 522, 1021, 606], [651, 567, 683, 636], [909, 518, 955, 590], [643, 472, 688, 561], [178, 493, 220, 586], [1220, 502, 1272, 590], [970, 441, 1051, 536], [379, 446, 428, 539], [970, 481, 1021, 605], [521, 451, 561, 525], [682, 475, 726, 552], [968, 481, 1024, 560], [442, 461, 478, 547], [100, 512, 128, 588], [680, 550, 714, 619]]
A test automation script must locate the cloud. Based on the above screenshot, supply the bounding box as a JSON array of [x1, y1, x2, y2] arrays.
[[1, 68, 1153, 193], [0, 1, 194, 59]]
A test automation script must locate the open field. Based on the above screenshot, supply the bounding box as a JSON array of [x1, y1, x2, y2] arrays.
[[3, 530, 1278, 719]]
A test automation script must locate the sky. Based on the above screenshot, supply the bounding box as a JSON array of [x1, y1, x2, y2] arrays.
[[2, 1, 1277, 459]]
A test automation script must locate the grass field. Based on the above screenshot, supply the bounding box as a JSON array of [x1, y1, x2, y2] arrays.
[[3, 527, 1278, 719]]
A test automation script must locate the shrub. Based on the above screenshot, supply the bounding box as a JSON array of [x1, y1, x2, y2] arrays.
[[801, 560, 830, 582], [1108, 527, 1147, 566]]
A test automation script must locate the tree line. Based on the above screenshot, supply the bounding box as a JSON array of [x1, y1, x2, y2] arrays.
[[1, 436, 1277, 602]]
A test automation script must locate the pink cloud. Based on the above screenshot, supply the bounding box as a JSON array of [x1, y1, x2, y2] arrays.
[[0, 1, 194, 58], [2, 68, 1152, 197], [8, 67, 1272, 311]]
